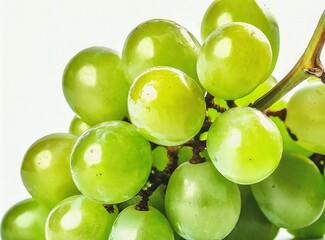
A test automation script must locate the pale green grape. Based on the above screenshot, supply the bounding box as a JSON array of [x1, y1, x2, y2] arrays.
[[1, 199, 51, 240], [225, 185, 278, 240], [118, 185, 166, 214], [207, 107, 282, 184], [235, 75, 277, 106], [197, 22, 272, 100], [21, 133, 80, 208], [109, 206, 174, 240], [288, 209, 325, 239], [165, 162, 241, 240], [128, 67, 206, 146], [122, 19, 201, 88], [201, 0, 279, 73], [270, 99, 312, 157], [252, 152, 325, 229], [285, 80, 325, 154], [69, 116, 91, 137], [46, 195, 118, 240], [62, 47, 129, 125], [70, 121, 152, 204]]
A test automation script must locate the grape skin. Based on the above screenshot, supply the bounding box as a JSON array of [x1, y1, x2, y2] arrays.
[[200, 0, 279, 73], [21, 133, 80, 208], [70, 121, 152, 204], [128, 67, 206, 146], [197, 22, 272, 100], [165, 162, 241, 240], [285, 81, 325, 154], [207, 107, 283, 184]]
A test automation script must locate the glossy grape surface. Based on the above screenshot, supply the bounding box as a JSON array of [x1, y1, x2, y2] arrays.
[[46, 195, 118, 240], [165, 162, 241, 240], [201, 0, 279, 73], [109, 206, 174, 240], [225, 186, 278, 240], [122, 19, 201, 87], [252, 152, 325, 229], [207, 107, 282, 184], [270, 99, 312, 157], [21, 133, 79, 207], [285, 81, 325, 154], [63, 47, 129, 125], [128, 67, 206, 146], [70, 121, 152, 204], [197, 22, 272, 100], [1, 199, 51, 240], [69, 116, 91, 137], [235, 75, 277, 106]]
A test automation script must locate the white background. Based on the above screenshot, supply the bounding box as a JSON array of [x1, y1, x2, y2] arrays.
[[0, 0, 324, 239]]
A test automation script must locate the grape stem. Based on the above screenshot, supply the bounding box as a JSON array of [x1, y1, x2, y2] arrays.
[[252, 10, 325, 111], [135, 146, 179, 211]]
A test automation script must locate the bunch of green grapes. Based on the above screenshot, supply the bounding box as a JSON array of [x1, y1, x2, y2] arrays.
[[2, 0, 325, 239]]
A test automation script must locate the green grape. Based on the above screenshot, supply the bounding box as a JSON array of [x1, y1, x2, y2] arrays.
[[251, 152, 325, 229], [200, 0, 279, 73], [285, 81, 325, 154], [207, 107, 282, 184], [128, 67, 206, 146], [109, 206, 174, 240], [165, 161, 241, 240], [235, 75, 277, 106], [152, 146, 169, 171], [122, 19, 201, 88], [70, 121, 152, 204], [118, 185, 166, 214], [270, 99, 312, 157], [46, 195, 118, 240], [21, 133, 80, 208], [1, 199, 51, 240], [69, 116, 91, 137], [225, 185, 279, 240], [62, 47, 129, 125], [197, 22, 272, 100], [288, 209, 325, 239]]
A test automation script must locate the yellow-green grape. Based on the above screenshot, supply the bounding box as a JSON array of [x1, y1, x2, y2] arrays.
[[288, 209, 325, 239], [252, 152, 325, 229], [128, 67, 206, 146], [1, 199, 51, 240], [69, 116, 91, 137], [207, 107, 282, 184], [122, 19, 201, 88], [21, 133, 80, 208], [285, 81, 325, 154], [118, 185, 166, 214], [109, 206, 174, 240], [46, 195, 118, 240], [197, 22, 272, 100], [201, 0, 279, 73], [272, 117, 313, 157], [165, 162, 241, 240], [70, 121, 152, 204], [235, 75, 277, 106], [62, 47, 129, 125], [225, 186, 279, 240], [270, 99, 312, 157]]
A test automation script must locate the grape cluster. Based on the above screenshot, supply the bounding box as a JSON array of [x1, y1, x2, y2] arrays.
[[1, 0, 325, 239]]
